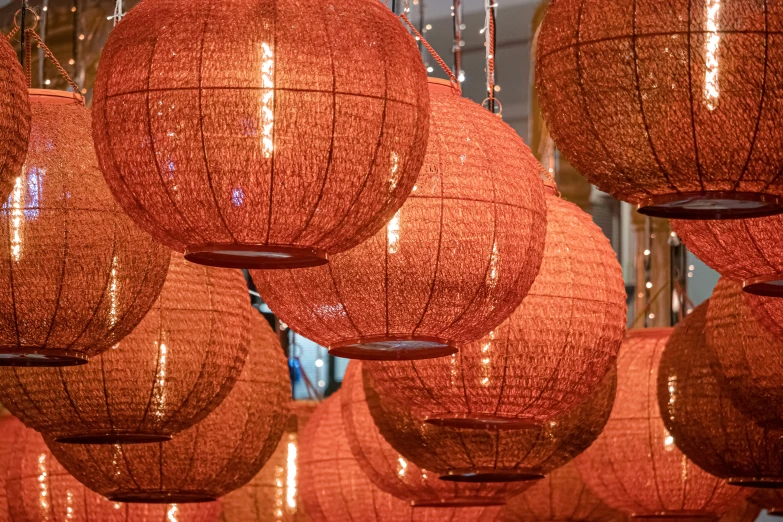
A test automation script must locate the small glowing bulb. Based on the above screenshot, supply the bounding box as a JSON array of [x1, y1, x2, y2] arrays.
[[643, 249, 651, 256], [646, 282, 653, 289], [318, 380, 325, 388], [314, 359, 324, 368]]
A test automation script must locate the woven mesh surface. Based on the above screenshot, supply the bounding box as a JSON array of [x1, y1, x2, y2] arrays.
[[575, 329, 746, 519], [219, 401, 317, 522], [659, 302, 783, 486], [0, 253, 253, 442], [0, 93, 170, 365], [92, 0, 430, 266], [363, 364, 615, 479], [340, 361, 530, 507], [0, 416, 220, 522], [536, 0, 783, 214], [743, 291, 783, 336], [45, 313, 291, 502], [0, 40, 30, 204], [364, 192, 624, 424], [252, 80, 547, 359], [500, 462, 628, 522], [706, 277, 783, 430]]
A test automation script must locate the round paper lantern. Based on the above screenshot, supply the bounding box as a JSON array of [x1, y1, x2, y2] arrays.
[[0, 415, 220, 522], [219, 401, 317, 522], [659, 301, 783, 487], [45, 312, 291, 503], [300, 394, 502, 522], [0, 90, 170, 366], [252, 78, 547, 360], [536, 0, 783, 219], [0, 253, 253, 444], [706, 277, 783, 430], [0, 38, 30, 203], [364, 363, 616, 482], [340, 361, 530, 507], [575, 329, 746, 519], [364, 187, 624, 427], [93, 0, 430, 270], [500, 462, 627, 522]]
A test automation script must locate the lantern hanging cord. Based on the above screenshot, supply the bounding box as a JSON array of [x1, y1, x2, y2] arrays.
[[401, 13, 461, 93]]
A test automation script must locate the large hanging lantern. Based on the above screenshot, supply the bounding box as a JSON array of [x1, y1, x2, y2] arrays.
[[364, 363, 615, 482], [500, 462, 627, 522], [45, 312, 291, 503], [0, 415, 220, 522], [252, 78, 547, 360], [340, 361, 530, 507], [706, 277, 783, 430], [575, 329, 746, 519], [0, 90, 170, 366], [93, 0, 431, 270], [0, 253, 253, 444], [536, 0, 783, 219], [300, 394, 502, 522], [364, 186, 625, 426], [0, 38, 30, 202]]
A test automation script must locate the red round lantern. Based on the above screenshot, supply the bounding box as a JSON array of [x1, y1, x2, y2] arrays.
[[575, 329, 746, 519], [252, 78, 547, 361], [0, 37, 30, 203], [0, 90, 170, 366], [536, 0, 783, 219], [45, 312, 291, 503], [0, 253, 252, 444], [364, 186, 624, 426], [340, 361, 530, 507], [93, 0, 430, 270]]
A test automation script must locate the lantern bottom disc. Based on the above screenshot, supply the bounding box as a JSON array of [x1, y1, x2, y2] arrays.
[[743, 274, 783, 297], [727, 477, 783, 488], [328, 335, 457, 361], [425, 413, 541, 430], [636, 191, 783, 220], [184, 243, 328, 269], [0, 348, 87, 367], [439, 468, 544, 483], [412, 497, 506, 508], [109, 491, 218, 504], [55, 431, 173, 444]]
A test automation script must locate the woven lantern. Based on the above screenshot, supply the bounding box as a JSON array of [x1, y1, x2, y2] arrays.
[[252, 77, 547, 361], [364, 187, 625, 426], [93, 0, 430, 270], [364, 363, 615, 482], [575, 329, 746, 520], [219, 401, 317, 522], [300, 394, 502, 522], [0, 415, 220, 522], [536, 0, 783, 219], [706, 277, 783, 430], [0, 37, 30, 203], [0, 253, 253, 444], [0, 90, 170, 366], [659, 301, 783, 487], [45, 312, 291, 503], [340, 361, 530, 507], [500, 462, 627, 522]]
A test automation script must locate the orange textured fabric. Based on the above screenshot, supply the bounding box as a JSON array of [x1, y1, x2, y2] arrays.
[[0, 253, 253, 444], [575, 329, 746, 520], [364, 364, 615, 482], [252, 79, 547, 361], [742, 291, 783, 337], [0, 91, 170, 366], [660, 301, 783, 487], [299, 395, 501, 522], [536, 0, 783, 219], [45, 313, 291, 503], [364, 190, 624, 426], [706, 277, 783, 430], [500, 462, 627, 522], [0, 38, 30, 203], [340, 361, 530, 507], [0, 416, 220, 522], [92, 0, 430, 269]]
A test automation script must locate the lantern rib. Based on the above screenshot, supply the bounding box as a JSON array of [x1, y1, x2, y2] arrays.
[[97, 358, 116, 432], [684, 0, 705, 192], [742, 219, 777, 273], [40, 228, 70, 348], [643, 347, 669, 511], [457, 347, 473, 414], [490, 335, 510, 417], [327, 263, 364, 338]]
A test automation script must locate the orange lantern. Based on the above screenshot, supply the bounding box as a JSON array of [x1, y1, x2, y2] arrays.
[[537, 0, 783, 219], [0, 37, 30, 203], [253, 78, 547, 360], [93, 0, 431, 269]]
